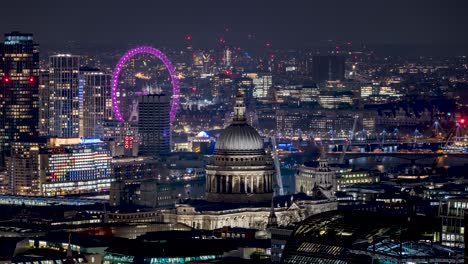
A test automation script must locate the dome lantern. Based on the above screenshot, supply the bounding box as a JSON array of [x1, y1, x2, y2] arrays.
[[233, 90, 246, 124]]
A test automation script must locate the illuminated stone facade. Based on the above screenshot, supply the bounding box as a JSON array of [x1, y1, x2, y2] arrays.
[[295, 156, 336, 199], [175, 197, 337, 230], [170, 92, 337, 230], [205, 91, 274, 203]]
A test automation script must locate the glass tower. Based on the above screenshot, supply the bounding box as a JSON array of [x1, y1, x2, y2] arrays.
[[0, 32, 39, 166], [48, 55, 81, 138], [79, 67, 113, 138]]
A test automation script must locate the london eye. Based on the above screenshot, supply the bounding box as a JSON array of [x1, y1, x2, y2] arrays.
[[111, 46, 180, 124]]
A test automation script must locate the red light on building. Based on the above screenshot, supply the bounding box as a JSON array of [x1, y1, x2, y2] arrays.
[[124, 136, 133, 149], [265, 42, 271, 48], [459, 118, 466, 125], [186, 35, 192, 41], [4, 77, 10, 83], [29, 77, 34, 83]]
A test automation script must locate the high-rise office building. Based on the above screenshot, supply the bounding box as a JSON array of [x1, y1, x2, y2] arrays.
[[138, 94, 171, 156], [0, 32, 40, 165], [235, 77, 254, 108], [48, 54, 81, 138], [7, 139, 46, 195], [252, 73, 273, 99], [212, 73, 233, 102], [223, 48, 231, 67], [79, 67, 112, 138], [312, 55, 345, 83], [38, 70, 50, 136]]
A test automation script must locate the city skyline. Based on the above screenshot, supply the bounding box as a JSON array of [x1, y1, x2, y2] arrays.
[[0, 1, 467, 262], [1, 0, 468, 55]]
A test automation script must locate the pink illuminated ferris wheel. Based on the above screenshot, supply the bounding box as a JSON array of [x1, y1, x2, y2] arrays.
[[111, 46, 180, 124]]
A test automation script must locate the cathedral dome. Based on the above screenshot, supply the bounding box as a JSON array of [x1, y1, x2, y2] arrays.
[[215, 123, 264, 152], [206, 90, 274, 204], [214, 90, 264, 155]]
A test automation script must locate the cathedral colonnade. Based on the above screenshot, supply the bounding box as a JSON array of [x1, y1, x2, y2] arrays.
[[206, 173, 273, 194]]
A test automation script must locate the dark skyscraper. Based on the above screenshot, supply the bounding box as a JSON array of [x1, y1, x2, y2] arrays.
[[312, 55, 345, 83], [138, 94, 171, 156], [0, 32, 39, 166]]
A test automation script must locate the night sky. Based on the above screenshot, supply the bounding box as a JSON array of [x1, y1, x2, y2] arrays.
[[1, 0, 468, 52]]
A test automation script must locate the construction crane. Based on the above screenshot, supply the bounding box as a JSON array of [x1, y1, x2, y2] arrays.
[[338, 115, 359, 164], [431, 125, 457, 169], [270, 137, 284, 196], [443, 129, 454, 149], [442, 124, 459, 149]]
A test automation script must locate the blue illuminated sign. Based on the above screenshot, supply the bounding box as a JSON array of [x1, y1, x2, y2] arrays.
[[80, 138, 102, 144]]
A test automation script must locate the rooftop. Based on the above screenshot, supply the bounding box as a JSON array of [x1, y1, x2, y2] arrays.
[[281, 210, 461, 263], [179, 193, 326, 212]]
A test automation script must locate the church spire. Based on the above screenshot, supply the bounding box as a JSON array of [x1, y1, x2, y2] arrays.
[[67, 233, 72, 257], [233, 90, 246, 124], [267, 198, 278, 228], [65, 233, 75, 264]]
